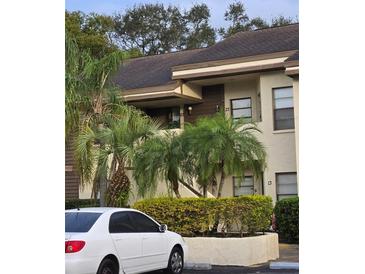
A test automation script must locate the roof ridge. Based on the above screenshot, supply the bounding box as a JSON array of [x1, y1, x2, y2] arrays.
[[128, 47, 205, 61], [253, 22, 299, 32]]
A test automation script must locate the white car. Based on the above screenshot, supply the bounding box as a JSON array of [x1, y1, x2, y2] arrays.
[[65, 207, 188, 274]]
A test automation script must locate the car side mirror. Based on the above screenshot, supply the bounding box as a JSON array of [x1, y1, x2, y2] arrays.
[[159, 224, 167, 233]]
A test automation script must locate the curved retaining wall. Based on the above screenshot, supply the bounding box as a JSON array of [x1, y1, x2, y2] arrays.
[[184, 233, 279, 266]]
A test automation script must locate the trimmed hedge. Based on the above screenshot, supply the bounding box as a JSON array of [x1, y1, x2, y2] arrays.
[[65, 199, 100, 209], [274, 197, 299, 243], [133, 196, 273, 237]]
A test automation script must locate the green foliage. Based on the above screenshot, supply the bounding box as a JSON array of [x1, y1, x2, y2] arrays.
[[67, 3, 297, 56], [185, 4, 216, 49], [274, 197, 299, 243], [219, 1, 296, 38], [133, 196, 273, 237], [113, 3, 216, 55], [65, 11, 118, 58], [65, 199, 99, 209], [133, 131, 194, 199], [181, 111, 266, 197]]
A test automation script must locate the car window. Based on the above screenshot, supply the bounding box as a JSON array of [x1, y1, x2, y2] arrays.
[[65, 212, 102, 233], [129, 211, 159, 233], [109, 211, 137, 233]]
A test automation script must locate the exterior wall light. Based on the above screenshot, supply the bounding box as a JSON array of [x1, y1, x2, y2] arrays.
[[188, 106, 193, 115]]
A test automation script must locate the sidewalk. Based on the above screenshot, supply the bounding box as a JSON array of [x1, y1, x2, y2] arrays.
[[269, 243, 299, 270], [278, 243, 299, 262]]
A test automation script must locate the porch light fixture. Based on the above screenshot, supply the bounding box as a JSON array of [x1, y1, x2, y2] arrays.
[[216, 104, 220, 112], [188, 106, 193, 115]]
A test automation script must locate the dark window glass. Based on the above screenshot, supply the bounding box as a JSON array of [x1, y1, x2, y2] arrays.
[[276, 172, 298, 201], [231, 98, 252, 120], [65, 212, 102, 233], [273, 87, 294, 130], [129, 212, 159, 233], [109, 212, 137, 233]]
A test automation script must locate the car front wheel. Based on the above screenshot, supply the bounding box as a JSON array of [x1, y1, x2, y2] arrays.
[[97, 258, 118, 274], [165, 246, 184, 274]]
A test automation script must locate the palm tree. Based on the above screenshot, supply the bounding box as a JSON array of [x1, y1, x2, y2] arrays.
[[182, 111, 266, 198], [75, 105, 161, 207], [133, 131, 195, 198], [65, 32, 129, 205]]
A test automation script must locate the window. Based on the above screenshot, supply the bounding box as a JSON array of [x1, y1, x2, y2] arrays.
[[273, 87, 294, 130], [65, 212, 102, 233], [231, 98, 252, 120], [129, 212, 159, 233], [109, 212, 137, 233], [276, 172, 298, 201], [233, 176, 254, 196]]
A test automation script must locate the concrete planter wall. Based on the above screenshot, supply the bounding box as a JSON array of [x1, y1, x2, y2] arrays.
[[184, 233, 279, 266]]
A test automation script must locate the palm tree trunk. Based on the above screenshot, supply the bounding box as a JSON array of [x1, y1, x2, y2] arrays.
[[172, 180, 181, 198], [203, 186, 207, 197], [217, 161, 225, 198], [106, 162, 131, 207], [99, 176, 107, 206]]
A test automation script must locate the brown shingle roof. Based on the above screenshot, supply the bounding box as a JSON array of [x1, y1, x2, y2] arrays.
[[112, 24, 299, 90], [286, 50, 299, 61]]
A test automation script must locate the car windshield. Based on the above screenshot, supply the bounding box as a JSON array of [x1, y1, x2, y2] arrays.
[[65, 212, 102, 233]]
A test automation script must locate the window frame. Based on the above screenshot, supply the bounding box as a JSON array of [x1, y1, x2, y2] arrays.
[[230, 97, 252, 120], [275, 172, 298, 201], [272, 86, 294, 131], [233, 175, 255, 197]]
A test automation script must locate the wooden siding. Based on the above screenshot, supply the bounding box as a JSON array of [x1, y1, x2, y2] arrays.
[[184, 84, 224, 123], [65, 138, 79, 199]]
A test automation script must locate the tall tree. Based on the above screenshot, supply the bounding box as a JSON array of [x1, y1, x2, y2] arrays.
[[182, 112, 266, 198], [220, 1, 295, 38], [271, 15, 295, 27], [65, 11, 119, 58], [65, 32, 128, 205], [113, 4, 186, 55], [113, 3, 216, 55], [185, 4, 216, 49]]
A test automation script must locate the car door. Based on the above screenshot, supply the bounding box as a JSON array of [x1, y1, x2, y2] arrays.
[[108, 211, 144, 274], [128, 211, 168, 271]]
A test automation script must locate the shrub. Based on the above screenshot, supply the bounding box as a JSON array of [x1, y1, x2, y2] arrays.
[[65, 199, 100, 209], [274, 197, 299, 243], [133, 196, 273, 237]]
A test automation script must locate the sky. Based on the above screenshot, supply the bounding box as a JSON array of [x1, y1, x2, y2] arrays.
[[65, 0, 299, 29]]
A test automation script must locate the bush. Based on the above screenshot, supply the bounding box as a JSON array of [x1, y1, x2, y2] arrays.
[[274, 197, 299, 243], [133, 196, 273, 237], [65, 199, 100, 209]]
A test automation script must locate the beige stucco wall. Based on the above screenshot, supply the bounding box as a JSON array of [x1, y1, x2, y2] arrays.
[[257, 72, 297, 202], [182, 82, 202, 99], [217, 72, 297, 202]]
